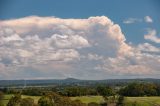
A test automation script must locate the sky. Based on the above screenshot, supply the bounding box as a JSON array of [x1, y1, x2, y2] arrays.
[[0, 0, 160, 80]]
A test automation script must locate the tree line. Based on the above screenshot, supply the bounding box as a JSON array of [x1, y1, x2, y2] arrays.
[[119, 82, 160, 96], [0, 85, 114, 97]]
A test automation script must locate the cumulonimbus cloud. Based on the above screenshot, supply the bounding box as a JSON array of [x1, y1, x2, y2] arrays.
[[0, 16, 160, 79]]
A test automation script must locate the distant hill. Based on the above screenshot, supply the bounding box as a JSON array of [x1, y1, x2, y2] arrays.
[[0, 78, 160, 87]]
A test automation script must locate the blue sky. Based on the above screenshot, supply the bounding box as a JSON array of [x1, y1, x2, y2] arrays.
[[0, 0, 160, 19], [0, 0, 160, 79]]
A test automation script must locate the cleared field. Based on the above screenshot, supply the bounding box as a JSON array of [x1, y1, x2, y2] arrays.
[[125, 97, 160, 106], [70, 96, 104, 104]]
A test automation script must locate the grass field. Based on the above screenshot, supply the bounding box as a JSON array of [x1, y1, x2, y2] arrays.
[[125, 97, 160, 106], [2, 95, 160, 106], [70, 96, 104, 104]]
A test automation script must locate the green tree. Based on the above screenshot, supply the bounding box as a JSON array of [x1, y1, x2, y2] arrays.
[[97, 86, 114, 97], [97, 85, 114, 104], [20, 98, 34, 106], [0, 91, 4, 106], [38, 96, 54, 106], [119, 82, 158, 96], [7, 94, 21, 106], [116, 96, 125, 106], [156, 84, 160, 96]]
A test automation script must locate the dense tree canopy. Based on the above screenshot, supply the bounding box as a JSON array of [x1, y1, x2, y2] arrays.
[[119, 82, 158, 96], [96, 86, 114, 97]]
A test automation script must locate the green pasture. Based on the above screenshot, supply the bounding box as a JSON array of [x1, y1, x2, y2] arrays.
[[70, 96, 104, 104], [125, 97, 160, 106]]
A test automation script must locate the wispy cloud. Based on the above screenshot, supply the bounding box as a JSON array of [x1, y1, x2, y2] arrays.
[[123, 16, 153, 24], [123, 18, 142, 24]]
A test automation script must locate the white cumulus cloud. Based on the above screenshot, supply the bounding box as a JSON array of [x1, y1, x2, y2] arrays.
[[144, 16, 153, 23], [138, 43, 160, 53], [144, 29, 160, 43]]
